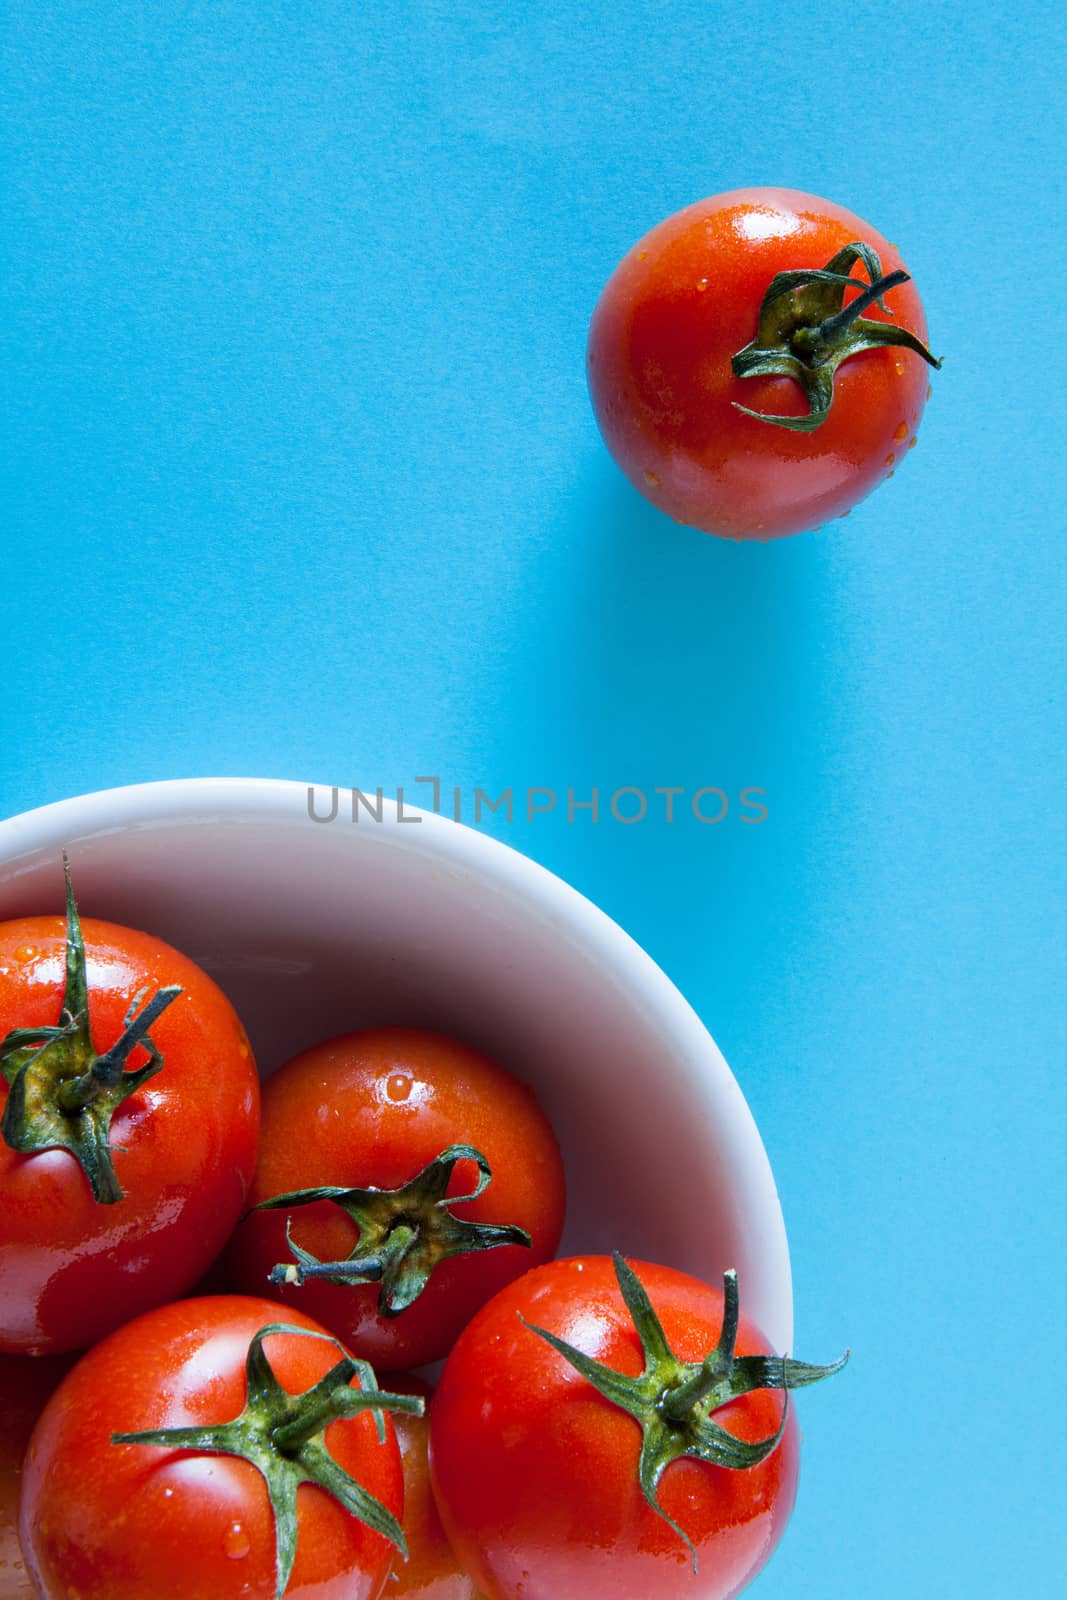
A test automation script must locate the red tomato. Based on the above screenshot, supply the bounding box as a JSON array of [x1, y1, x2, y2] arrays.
[[0, 1352, 73, 1597], [587, 187, 939, 539], [429, 1256, 846, 1600], [387, 1375, 482, 1600], [0, 869, 260, 1354], [18, 1295, 407, 1600], [227, 1028, 565, 1370]]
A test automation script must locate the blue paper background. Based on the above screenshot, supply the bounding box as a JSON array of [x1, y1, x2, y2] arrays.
[[3, 2, 1064, 1593]]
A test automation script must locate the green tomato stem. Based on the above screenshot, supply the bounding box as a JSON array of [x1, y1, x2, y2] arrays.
[[0, 857, 182, 1203], [660, 1268, 740, 1421], [255, 1145, 532, 1317], [55, 985, 181, 1112], [731, 242, 940, 432]]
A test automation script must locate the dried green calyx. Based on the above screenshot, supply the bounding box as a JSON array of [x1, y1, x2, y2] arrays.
[[522, 1253, 848, 1569], [258, 1144, 532, 1315], [731, 240, 941, 431], [113, 1323, 421, 1600], [0, 855, 181, 1203]]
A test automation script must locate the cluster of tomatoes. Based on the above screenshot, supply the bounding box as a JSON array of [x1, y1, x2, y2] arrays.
[[0, 862, 847, 1600]]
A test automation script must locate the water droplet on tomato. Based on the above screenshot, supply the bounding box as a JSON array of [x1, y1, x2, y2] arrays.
[[894, 362, 904, 376], [893, 422, 908, 441], [386, 1073, 412, 1103], [224, 1523, 251, 1560], [909, 435, 918, 449], [636, 250, 648, 260], [643, 470, 660, 488], [695, 277, 709, 292], [14, 945, 35, 962], [884, 453, 896, 467]]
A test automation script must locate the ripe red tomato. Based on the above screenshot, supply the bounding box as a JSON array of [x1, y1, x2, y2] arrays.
[[227, 1028, 565, 1370], [18, 1295, 408, 1600], [0, 1351, 73, 1597], [387, 1375, 483, 1600], [0, 867, 260, 1354], [588, 186, 939, 539], [429, 1255, 846, 1600]]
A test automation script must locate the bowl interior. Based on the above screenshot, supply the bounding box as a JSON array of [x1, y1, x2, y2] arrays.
[[0, 779, 792, 1351]]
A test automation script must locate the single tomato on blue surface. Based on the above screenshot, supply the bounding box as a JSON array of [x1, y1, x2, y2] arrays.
[[588, 186, 938, 539]]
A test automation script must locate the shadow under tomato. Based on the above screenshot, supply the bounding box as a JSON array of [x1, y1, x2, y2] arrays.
[[497, 448, 844, 1086]]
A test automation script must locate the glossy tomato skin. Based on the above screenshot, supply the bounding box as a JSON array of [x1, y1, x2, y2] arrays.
[[18, 1295, 404, 1600], [228, 1028, 565, 1371], [0, 1351, 73, 1598], [588, 187, 932, 539], [0, 915, 260, 1354], [429, 1258, 799, 1600], [387, 1375, 482, 1600]]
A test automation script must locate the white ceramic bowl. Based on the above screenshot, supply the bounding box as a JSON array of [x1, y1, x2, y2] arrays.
[[0, 778, 792, 1351]]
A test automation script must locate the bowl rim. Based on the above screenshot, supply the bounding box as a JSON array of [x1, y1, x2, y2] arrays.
[[0, 775, 793, 1348]]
